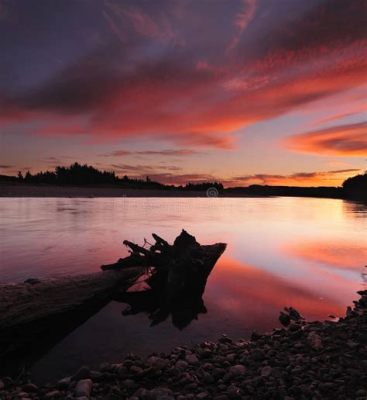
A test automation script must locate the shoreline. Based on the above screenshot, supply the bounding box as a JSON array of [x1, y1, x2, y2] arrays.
[[0, 183, 345, 200], [0, 184, 234, 198], [1, 290, 366, 400]]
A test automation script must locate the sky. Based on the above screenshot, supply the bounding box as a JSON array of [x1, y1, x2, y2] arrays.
[[0, 0, 366, 187]]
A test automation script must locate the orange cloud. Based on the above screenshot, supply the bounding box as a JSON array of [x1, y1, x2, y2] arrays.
[[0, 0, 366, 150], [285, 122, 367, 156]]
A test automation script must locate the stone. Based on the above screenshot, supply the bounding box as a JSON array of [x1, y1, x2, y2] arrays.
[[75, 379, 93, 398], [0, 380, 4, 390], [45, 390, 62, 398], [260, 366, 272, 377], [58, 376, 71, 389], [150, 387, 174, 399], [23, 383, 38, 392], [186, 354, 199, 364], [251, 349, 265, 361], [227, 384, 241, 398], [147, 356, 169, 370], [122, 379, 137, 389], [307, 332, 323, 350], [175, 360, 189, 369], [229, 364, 246, 376], [130, 366, 144, 375], [197, 391, 209, 399]]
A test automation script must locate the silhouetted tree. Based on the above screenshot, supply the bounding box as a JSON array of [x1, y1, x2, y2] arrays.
[[342, 171, 367, 200]]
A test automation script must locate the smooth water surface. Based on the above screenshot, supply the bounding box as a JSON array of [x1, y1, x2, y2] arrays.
[[1, 197, 366, 381]]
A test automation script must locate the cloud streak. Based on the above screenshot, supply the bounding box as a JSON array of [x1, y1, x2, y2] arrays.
[[0, 0, 365, 153], [103, 148, 199, 157], [285, 122, 367, 156]]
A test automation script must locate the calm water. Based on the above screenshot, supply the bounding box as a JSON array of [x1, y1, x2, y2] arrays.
[[1, 197, 366, 382]]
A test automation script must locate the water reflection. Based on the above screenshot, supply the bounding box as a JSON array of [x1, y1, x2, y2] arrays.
[[115, 287, 208, 330], [0, 197, 366, 382], [285, 241, 367, 270], [343, 200, 367, 218]]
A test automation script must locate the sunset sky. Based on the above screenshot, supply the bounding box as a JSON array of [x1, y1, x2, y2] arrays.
[[0, 0, 366, 187]]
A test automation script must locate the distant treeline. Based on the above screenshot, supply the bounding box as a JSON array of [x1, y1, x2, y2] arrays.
[[1, 163, 366, 200], [225, 185, 343, 198], [342, 172, 367, 200], [226, 172, 366, 200], [13, 163, 224, 192]]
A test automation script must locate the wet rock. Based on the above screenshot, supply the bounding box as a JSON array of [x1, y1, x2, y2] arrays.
[[45, 390, 62, 398], [147, 356, 169, 370], [279, 311, 291, 326], [75, 379, 93, 398], [186, 354, 199, 365], [213, 396, 229, 400], [251, 349, 265, 361], [307, 332, 323, 350], [150, 387, 174, 399], [219, 334, 232, 344], [229, 364, 246, 376], [175, 360, 189, 369], [22, 383, 38, 392], [260, 366, 272, 377], [57, 376, 71, 389], [227, 384, 241, 399], [122, 379, 137, 389], [130, 365, 144, 375]]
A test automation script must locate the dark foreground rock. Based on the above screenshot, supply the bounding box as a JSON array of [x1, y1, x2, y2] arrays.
[[1, 290, 367, 400]]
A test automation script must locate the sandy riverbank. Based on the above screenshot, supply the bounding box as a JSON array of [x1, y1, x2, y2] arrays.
[[1, 290, 366, 399]]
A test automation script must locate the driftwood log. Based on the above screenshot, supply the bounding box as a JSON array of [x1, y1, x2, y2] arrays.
[[0, 230, 226, 375], [102, 229, 227, 304], [102, 230, 227, 328], [0, 268, 143, 375]]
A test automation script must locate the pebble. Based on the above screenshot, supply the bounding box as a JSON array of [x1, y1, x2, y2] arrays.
[[186, 354, 199, 364], [229, 364, 246, 376], [260, 365, 272, 377], [23, 383, 38, 392], [307, 332, 323, 350], [176, 360, 189, 369], [58, 376, 71, 389], [2, 290, 367, 400], [45, 390, 62, 398], [74, 379, 93, 398], [147, 356, 169, 370]]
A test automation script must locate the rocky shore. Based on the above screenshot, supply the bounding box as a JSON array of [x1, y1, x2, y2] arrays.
[[1, 290, 367, 400]]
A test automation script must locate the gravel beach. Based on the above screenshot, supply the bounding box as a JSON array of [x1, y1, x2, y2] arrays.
[[1, 290, 366, 400]]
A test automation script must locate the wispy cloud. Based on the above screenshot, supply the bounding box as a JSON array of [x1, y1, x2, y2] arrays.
[[102, 148, 199, 157], [228, 0, 257, 51], [0, 0, 365, 152], [285, 122, 367, 156]]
